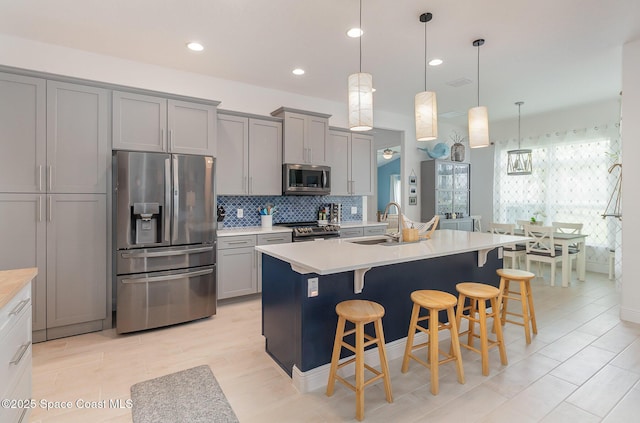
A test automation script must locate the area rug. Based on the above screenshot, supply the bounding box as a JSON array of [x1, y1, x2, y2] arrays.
[[130, 365, 239, 423]]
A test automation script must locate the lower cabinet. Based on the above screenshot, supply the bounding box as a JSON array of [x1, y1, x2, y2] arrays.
[[1, 279, 33, 423], [217, 232, 291, 299], [340, 227, 365, 238]]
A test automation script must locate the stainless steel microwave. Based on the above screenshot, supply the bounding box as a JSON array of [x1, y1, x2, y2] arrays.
[[283, 164, 331, 195]]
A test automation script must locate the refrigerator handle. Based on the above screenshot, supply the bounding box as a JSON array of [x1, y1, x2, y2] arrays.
[[172, 155, 179, 243], [163, 158, 171, 243]]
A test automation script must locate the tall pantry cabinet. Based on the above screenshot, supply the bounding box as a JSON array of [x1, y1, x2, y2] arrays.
[[0, 72, 108, 342]]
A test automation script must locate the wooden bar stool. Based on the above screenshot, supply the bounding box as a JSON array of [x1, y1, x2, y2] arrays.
[[401, 290, 465, 395], [326, 299, 393, 421], [455, 282, 508, 376], [496, 268, 537, 344]]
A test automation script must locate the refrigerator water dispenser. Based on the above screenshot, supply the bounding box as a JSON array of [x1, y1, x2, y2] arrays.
[[133, 202, 160, 244]]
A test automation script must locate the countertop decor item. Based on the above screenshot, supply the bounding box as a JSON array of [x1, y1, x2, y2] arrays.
[[468, 39, 489, 148], [507, 101, 533, 175], [415, 12, 438, 141]]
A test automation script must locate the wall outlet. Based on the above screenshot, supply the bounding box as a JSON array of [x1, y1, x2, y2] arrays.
[[237, 208, 243, 218], [351, 206, 357, 215], [307, 277, 319, 297]]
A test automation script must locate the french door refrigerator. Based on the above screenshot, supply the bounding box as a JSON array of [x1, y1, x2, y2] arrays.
[[113, 151, 216, 334]]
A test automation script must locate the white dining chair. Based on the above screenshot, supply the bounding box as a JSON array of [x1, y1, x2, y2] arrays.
[[490, 223, 526, 269], [516, 220, 530, 230], [551, 221, 583, 253], [524, 224, 576, 287]]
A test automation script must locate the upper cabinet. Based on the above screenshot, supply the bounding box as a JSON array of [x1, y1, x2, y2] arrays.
[[420, 160, 470, 222], [0, 73, 46, 193], [113, 91, 218, 156], [0, 74, 108, 194], [271, 107, 330, 165], [217, 112, 282, 195], [327, 128, 374, 196]]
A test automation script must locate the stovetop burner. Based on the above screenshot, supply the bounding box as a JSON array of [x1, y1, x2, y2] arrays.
[[278, 221, 341, 240]]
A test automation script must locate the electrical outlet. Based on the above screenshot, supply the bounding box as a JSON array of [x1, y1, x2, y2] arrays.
[[237, 208, 243, 218], [351, 206, 357, 215], [308, 277, 319, 297]]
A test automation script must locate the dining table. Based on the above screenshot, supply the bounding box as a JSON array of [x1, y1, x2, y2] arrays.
[[514, 228, 587, 288]]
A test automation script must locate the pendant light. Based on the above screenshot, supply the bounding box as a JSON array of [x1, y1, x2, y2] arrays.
[[348, 0, 373, 131], [468, 39, 489, 148], [507, 101, 533, 175], [415, 12, 438, 141]]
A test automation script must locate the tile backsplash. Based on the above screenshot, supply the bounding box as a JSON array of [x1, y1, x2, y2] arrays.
[[217, 195, 363, 227]]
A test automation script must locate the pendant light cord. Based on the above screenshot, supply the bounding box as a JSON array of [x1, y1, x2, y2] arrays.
[[359, 0, 362, 73], [518, 103, 521, 149], [476, 44, 480, 107], [424, 17, 427, 91]]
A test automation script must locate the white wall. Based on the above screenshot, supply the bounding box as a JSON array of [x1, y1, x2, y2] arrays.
[[621, 38, 640, 324]]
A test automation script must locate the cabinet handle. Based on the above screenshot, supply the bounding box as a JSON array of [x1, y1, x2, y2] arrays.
[[38, 165, 43, 192], [37, 196, 42, 222], [265, 238, 286, 242], [169, 129, 173, 150], [48, 165, 53, 191], [249, 176, 253, 194], [48, 196, 52, 222], [308, 147, 313, 163], [227, 240, 249, 245], [10, 342, 31, 365], [10, 299, 30, 316], [351, 180, 356, 194], [243, 176, 248, 194], [161, 128, 164, 149]]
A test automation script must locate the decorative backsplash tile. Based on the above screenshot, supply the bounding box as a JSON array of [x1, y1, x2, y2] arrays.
[[217, 195, 363, 227]]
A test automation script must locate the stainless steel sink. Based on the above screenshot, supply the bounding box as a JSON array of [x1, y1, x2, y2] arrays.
[[350, 238, 397, 245]]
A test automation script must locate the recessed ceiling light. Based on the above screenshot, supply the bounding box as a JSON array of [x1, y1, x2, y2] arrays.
[[429, 58, 443, 66], [292, 68, 305, 76], [347, 28, 363, 38], [186, 42, 204, 52]]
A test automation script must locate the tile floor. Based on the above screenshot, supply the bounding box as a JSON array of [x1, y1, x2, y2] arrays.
[[29, 270, 640, 422]]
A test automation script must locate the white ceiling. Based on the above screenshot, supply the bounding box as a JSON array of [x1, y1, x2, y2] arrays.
[[1, 0, 639, 124]]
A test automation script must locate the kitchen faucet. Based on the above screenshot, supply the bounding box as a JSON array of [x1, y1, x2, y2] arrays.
[[382, 202, 404, 243]]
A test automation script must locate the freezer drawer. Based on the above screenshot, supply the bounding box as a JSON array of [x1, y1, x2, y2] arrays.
[[116, 265, 216, 334], [116, 244, 215, 275]]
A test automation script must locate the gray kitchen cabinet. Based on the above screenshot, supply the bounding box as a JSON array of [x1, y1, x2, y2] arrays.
[[340, 227, 365, 238], [113, 91, 218, 156], [327, 128, 374, 195], [47, 81, 109, 193], [271, 107, 330, 165], [0, 194, 46, 340], [256, 232, 291, 293], [46, 194, 107, 337], [0, 72, 46, 193], [218, 235, 257, 299], [364, 225, 386, 236], [217, 111, 282, 195], [0, 72, 109, 342], [421, 160, 471, 226], [439, 218, 474, 231]]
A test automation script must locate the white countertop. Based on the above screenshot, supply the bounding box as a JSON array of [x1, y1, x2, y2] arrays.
[[256, 230, 530, 275]]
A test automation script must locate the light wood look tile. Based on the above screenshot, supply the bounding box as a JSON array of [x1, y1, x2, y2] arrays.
[[29, 272, 640, 422]]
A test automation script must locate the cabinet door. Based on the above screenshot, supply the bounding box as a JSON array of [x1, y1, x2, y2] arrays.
[[0, 194, 46, 335], [282, 112, 307, 164], [218, 246, 256, 299], [307, 116, 328, 164], [436, 162, 454, 190], [350, 134, 374, 195], [168, 100, 217, 156], [0, 73, 46, 193], [47, 81, 108, 194], [249, 119, 282, 195], [112, 91, 167, 152], [327, 130, 350, 195], [46, 194, 106, 328], [454, 163, 469, 190], [217, 114, 249, 195]]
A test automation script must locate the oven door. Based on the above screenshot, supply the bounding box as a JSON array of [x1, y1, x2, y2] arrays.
[[293, 233, 341, 242]]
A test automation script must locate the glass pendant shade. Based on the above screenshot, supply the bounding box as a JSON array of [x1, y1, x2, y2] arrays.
[[415, 91, 438, 141], [507, 149, 533, 175], [468, 106, 489, 148], [348, 72, 373, 131]]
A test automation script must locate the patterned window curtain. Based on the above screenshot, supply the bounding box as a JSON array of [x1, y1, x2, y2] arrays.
[[493, 123, 622, 273]]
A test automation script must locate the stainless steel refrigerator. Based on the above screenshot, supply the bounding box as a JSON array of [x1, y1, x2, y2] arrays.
[[113, 151, 216, 334]]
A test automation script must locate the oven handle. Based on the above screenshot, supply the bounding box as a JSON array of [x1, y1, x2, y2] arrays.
[[120, 245, 214, 259], [323, 170, 327, 188], [121, 268, 214, 284]]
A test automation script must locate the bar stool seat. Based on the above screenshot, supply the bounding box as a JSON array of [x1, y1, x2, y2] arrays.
[[496, 268, 538, 344], [455, 282, 508, 376], [326, 300, 393, 421], [401, 290, 465, 395]]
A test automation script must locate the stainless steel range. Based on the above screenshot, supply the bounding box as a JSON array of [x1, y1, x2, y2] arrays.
[[279, 221, 341, 242]]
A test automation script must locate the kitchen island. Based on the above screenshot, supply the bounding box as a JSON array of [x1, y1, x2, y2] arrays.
[[256, 230, 529, 392]]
